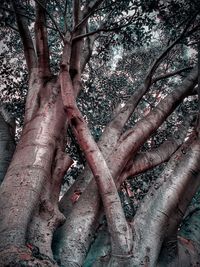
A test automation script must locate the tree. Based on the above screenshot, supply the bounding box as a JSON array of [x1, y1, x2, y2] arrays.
[[0, 0, 200, 266]]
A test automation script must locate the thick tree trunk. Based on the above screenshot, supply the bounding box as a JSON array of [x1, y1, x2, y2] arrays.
[[0, 80, 66, 266]]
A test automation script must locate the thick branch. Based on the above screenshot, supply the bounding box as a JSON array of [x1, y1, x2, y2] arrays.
[[60, 67, 132, 256], [117, 119, 190, 187], [27, 133, 72, 259], [74, 0, 105, 32], [110, 67, 197, 179], [132, 134, 200, 266], [34, 0, 51, 76], [11, 0, 37, 74], [35, 0, 64, 41], [73, 0, 80, 28]]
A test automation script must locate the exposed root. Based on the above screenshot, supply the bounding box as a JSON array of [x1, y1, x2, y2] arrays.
[[0, 246, 58, 267]]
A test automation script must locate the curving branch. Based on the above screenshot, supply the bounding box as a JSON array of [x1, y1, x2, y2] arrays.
[[50, 149, 73, 204], [99, 26, 196, 145], [109, 66, 198, 184], [132, 133, 200, 266], [58, 59, 198, 230], [60, 62, 133, 260], [117, 119, 190, 187]]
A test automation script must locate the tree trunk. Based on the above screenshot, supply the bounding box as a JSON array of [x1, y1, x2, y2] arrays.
[[0, 79, 66, 266]]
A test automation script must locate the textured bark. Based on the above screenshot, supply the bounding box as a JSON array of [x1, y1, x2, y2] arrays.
[[34, 0, 51, 77], [132, 137, 200, 266], [117, 119, 190, 186], [58, 91, 139, 217], [0, 107, 15, 184], [0, 79, 66, 266], [27, 149, 72, 259], [59, 46, 133, 263], [179, 191, 200, 247]]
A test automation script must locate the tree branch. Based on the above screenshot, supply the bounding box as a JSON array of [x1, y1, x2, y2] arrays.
[[1, 5, 60, 32], [144, 13, 197, 88], [74, 0, 105, 32], [70, 1, 87, 94], [58, 63, 198, 223], [80, 33, 96, 72], [11, 0, 37, 74], [73, 0, 80, 28], [153, 66, 193, 83], [112, 67, 197, 181], [72, 15, 134, 42], [132, 133, 200, 266], [60, 66, 133, 257], [34, 0, 65, 41], [34, 0, 51, 76], [0, 6, 35, 22], [117, 119, 190, 187]]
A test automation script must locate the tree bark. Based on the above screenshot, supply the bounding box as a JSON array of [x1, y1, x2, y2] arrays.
[[132, 136, 200, 266], [0, 107, 15, 184], [0, 80, 66, 266]]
